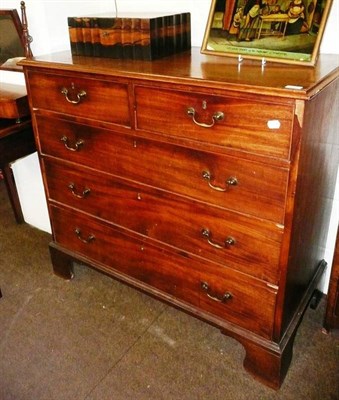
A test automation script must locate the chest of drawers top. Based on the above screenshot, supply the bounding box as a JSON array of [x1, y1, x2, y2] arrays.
[[21, 47, 338, 99], [22, 48, 338, 169]]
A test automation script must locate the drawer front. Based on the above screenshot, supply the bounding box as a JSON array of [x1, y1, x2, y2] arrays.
[[44, 159, 283, 283], [198, 267, 277, 338], [27, 71, 130, 126], [51, 205, 276, 339], [135, 86, 294, 160], [50, 205, 199, 306], [37, 116, 288, 223]]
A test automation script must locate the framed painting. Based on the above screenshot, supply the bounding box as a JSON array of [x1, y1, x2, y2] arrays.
[[201, 0, 333, 66]]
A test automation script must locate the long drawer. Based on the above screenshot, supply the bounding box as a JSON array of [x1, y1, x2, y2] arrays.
[[44, 158, 283, 283], [50, 205, 277, 339], [135, 86, 294, 160], [199, 264, 277, 339], [36, 116, 289, 223], [27, 71, 131, 126], [50, 205, 199, 307]]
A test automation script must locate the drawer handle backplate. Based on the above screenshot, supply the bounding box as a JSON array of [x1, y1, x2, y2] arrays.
[[201, 228, 235, 249], [68, 183, 91, 199], [61, 87, 87, 104], [60, 136, 84, 152], [75, 228, 95, 244], [187, 107, 224, 128], [201, 281, 233, 303], [202, 171, 238, 192]]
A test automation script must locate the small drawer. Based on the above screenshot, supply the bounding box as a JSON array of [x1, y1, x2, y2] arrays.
[[135, 86, 294, 160], [37, 116, 288, 223], [27, 70, 130, 126], [45, 159, 283, 284], [50, 205, 200, 307], [198, 267, 277, 339]]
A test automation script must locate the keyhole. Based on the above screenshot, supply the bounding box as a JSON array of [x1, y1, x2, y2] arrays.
[[202, 100, 207, 110]]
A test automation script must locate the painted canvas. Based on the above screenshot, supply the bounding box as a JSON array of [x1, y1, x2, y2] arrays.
[[201, 0, 333, 65]]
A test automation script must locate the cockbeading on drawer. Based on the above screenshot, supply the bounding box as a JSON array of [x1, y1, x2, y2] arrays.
[[27, 71, 131, 126], [44, 158, 284, 283], [135, 86, 294, 160], [36, 116, 289, 223], [51, 204, 277, 339]]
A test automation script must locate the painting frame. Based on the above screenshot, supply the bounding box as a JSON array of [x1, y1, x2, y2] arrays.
[[201, 0, 333, 66]]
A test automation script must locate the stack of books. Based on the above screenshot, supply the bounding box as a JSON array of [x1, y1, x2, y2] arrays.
[[68, 12, 191, 60]]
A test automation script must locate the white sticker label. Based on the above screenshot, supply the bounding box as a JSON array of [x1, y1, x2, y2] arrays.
[[284, 85, 304, 90], [267, 120, 281, 129]]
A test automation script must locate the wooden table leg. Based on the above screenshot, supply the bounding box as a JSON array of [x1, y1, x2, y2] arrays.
[[1, 163, 25, 223]]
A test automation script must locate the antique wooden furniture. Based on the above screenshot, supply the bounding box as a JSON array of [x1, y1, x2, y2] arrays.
[[68, 13, 191, 60], [324, 225, 339, 332], [0, 2, 32, 71], [20, 48, 338, 389], [0, 83, 35, 223], [0, 2, 34, 225]]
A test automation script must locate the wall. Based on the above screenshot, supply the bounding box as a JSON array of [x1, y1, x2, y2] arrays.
[[1, 0, 338, 291], [2, 0, 337, 55]]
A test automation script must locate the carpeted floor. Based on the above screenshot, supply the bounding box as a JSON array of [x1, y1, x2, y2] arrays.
[[0, 178, 338, 400]]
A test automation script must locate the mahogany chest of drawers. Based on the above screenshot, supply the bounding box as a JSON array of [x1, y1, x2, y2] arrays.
[[21, 49, 339, 389], [324, 226, 339, 332]]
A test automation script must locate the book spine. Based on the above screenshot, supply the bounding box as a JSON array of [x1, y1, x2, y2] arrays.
[[90, 18, 101, 57], [99, 18, 111, 57], [183, 13, 191, 51], [68, 17, 78, 55], [165, 15, 175, 56], [122, 18, 133, 59], [74, 17, 84, 55], [173, 13, 182, 53], [140, 18, 151, 60], [150, 18, 158, 60], [131, 18, 141, 59], [82, 18, 93, 57], [114, 18, 123, 59], [157, 16, 165, 59]]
